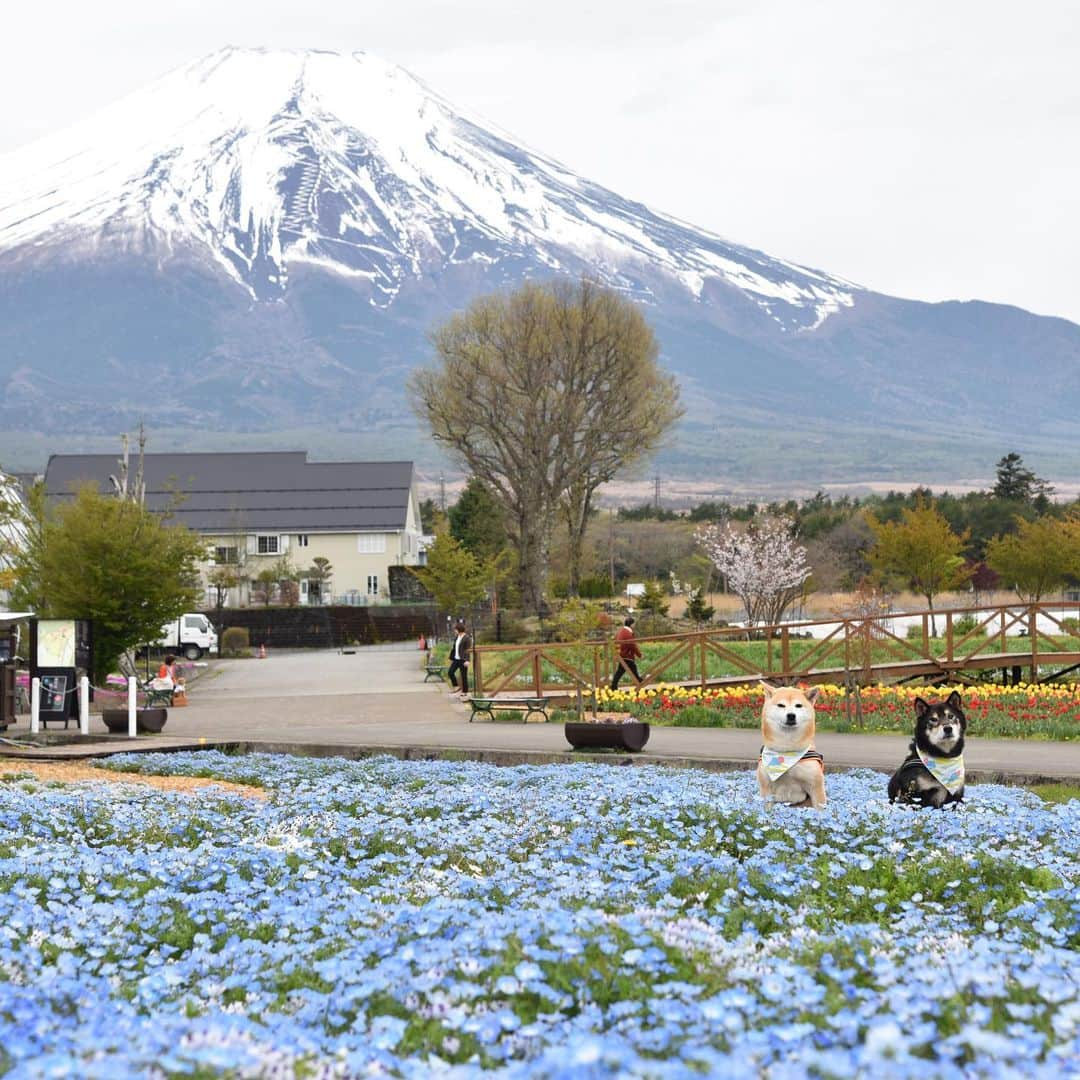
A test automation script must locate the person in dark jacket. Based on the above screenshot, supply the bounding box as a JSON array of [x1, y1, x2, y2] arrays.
[[447, 622, 472, 697], [611, 616, 643, 690]]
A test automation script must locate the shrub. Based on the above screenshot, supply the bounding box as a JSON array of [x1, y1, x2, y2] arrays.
[[221, 626, 250, 657], [578, 575, 614, 599], [953, 614, 987, 637], [475, 615, 529, 645], [552, 597, 605, 642], [633, 611, 675, 638]]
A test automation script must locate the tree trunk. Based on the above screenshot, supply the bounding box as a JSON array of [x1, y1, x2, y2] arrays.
[[563, 481, 593, 597], [926, 593, 937, 637], [516, 509, 552, 615]]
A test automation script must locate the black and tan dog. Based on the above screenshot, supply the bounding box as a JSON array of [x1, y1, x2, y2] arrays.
[[888, 690, 966, 808]]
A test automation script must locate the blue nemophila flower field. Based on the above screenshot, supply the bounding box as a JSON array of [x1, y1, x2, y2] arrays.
[[1, 753, 1078, 1078]]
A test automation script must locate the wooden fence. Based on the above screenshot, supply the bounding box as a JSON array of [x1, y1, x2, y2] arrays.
[[471, 602, 1080, 698]]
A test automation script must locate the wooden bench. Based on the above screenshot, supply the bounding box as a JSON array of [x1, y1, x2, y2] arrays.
[[141, 681, 174, 708], [467, 697, 551, 723], [424, 661, 448, 683]]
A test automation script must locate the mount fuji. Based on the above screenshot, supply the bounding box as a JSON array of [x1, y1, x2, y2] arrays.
[[2, 47, 1079, 481]]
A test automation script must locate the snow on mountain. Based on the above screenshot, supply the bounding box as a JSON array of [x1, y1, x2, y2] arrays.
[[0, 47, 855, 330]]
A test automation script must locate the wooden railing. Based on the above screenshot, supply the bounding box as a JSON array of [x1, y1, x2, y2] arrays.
[[471, 602, 1080, 698]]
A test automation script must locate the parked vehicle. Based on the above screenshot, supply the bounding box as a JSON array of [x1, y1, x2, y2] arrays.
[[158, 613, 218, 660]]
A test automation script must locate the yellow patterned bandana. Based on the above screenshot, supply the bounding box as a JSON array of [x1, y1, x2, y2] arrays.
[[918, 749, 965, 794]]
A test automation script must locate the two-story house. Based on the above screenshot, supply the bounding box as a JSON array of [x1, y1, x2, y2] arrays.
[[44, 451, 424, 606]]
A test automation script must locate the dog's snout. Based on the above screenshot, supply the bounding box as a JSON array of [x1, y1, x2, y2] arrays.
[[785, 712, 797, 725], [943, 726, 953, 737]]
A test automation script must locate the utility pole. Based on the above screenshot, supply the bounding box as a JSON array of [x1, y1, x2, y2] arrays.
[[608, 507, 615, 595], [654, 474, 661, 512], [438, 472, 446, 513]]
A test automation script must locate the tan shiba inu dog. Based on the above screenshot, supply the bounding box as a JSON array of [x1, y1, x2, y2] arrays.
[[757, 681, 827, 809]]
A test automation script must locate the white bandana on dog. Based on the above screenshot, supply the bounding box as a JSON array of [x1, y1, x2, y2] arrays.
[[918, 749, 965, 794], [760, 746, 814, 782]]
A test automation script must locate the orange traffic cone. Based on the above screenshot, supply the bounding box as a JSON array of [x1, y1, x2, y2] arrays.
[[258, 643, 267, 659]]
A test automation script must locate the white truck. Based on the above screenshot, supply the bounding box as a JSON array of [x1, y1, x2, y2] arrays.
[[158, 613, 218, 660]]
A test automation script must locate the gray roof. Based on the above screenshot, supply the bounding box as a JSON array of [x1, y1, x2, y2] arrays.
[[45, 452, 416, 533]]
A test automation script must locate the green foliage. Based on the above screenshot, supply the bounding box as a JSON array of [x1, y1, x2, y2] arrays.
[[408, 533, 487, 616], [449, 476, 509, 561], [551, 597, 604, 641], [952, 613, 986, 637], [993, 452, 1053, 506], [418, 497, 440, 533], [577, 575, 614, 598], [1030, 783, 1080, 804], [550, 574, 613, 600], [636, 580, 670, 616], [685, 587, 715, 624], [307, 557, 333, 585], [12, 483, 206, 682], [867, 500, 971, 616], [985, 515, 1080, 601], [221, 627, 250, 657], [617, 503, 681, 522]]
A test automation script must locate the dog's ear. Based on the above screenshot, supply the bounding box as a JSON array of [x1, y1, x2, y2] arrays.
[[914, 696, 929, 717], [946, 690, 962, 710], [759, 680, 777, 698], [804, 686, 820, 704]]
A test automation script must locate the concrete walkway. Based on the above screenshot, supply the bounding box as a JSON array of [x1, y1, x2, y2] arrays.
[[3, 646, 1079, 783]]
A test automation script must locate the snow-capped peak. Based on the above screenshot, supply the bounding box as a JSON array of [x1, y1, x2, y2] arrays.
[[0, 47, 856, 328]]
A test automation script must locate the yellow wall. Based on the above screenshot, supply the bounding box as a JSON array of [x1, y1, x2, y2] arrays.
[[200, 525, 423, 606]]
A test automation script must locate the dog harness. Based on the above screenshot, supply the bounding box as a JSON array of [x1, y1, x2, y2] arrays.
[[917, 749, 965, 794], [759, 746, 824, 782]]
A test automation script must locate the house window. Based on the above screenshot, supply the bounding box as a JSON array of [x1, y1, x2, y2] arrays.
[[296, 534, 309, 547], [257, 535, 280, 555], [366, 574, 379, 596], [215, 546, 239, 565], [357, 534, 387, 554]]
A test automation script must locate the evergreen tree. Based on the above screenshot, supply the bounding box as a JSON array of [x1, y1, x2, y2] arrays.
[[449, 476, 509, 561], [685, 587, 715, 625], [992, 452, 1053, 505], [637, 579, 670, 616]]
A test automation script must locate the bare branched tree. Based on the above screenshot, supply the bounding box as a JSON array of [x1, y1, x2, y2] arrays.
[[410, 279, 681, 610]]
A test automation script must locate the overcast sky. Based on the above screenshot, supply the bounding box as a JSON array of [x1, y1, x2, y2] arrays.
[[3, 0, 1078, 323]]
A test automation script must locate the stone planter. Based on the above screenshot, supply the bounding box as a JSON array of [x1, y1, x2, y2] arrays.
[[564, 720, 650, 752], [101, 708, 168, 734]]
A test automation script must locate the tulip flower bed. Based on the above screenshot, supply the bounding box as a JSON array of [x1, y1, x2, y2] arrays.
[[1, 752, 1078, 1077], [592, 682, 1080, 740]]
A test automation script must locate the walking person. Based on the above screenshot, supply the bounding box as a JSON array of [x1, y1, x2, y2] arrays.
[[447, 621, 472, 698], [611, 616, 643, 690]]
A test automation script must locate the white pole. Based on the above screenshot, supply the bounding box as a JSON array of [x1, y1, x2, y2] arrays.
[[79, 676, 90, 736], [30, 677, 40, 735], [127, 676, 137, 738]]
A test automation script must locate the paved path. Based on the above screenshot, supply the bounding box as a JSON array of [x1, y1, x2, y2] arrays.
[[3, 646, 1079, 782]]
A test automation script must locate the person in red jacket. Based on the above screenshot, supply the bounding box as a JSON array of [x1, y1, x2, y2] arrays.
[[611, 616, 643, 690]]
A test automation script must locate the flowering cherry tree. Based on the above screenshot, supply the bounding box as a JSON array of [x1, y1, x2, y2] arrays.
[[697, 516, 811, 626]]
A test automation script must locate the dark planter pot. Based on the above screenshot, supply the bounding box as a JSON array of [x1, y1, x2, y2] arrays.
[[102, 708, 168, 734], [564, 721, 650, 752]]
